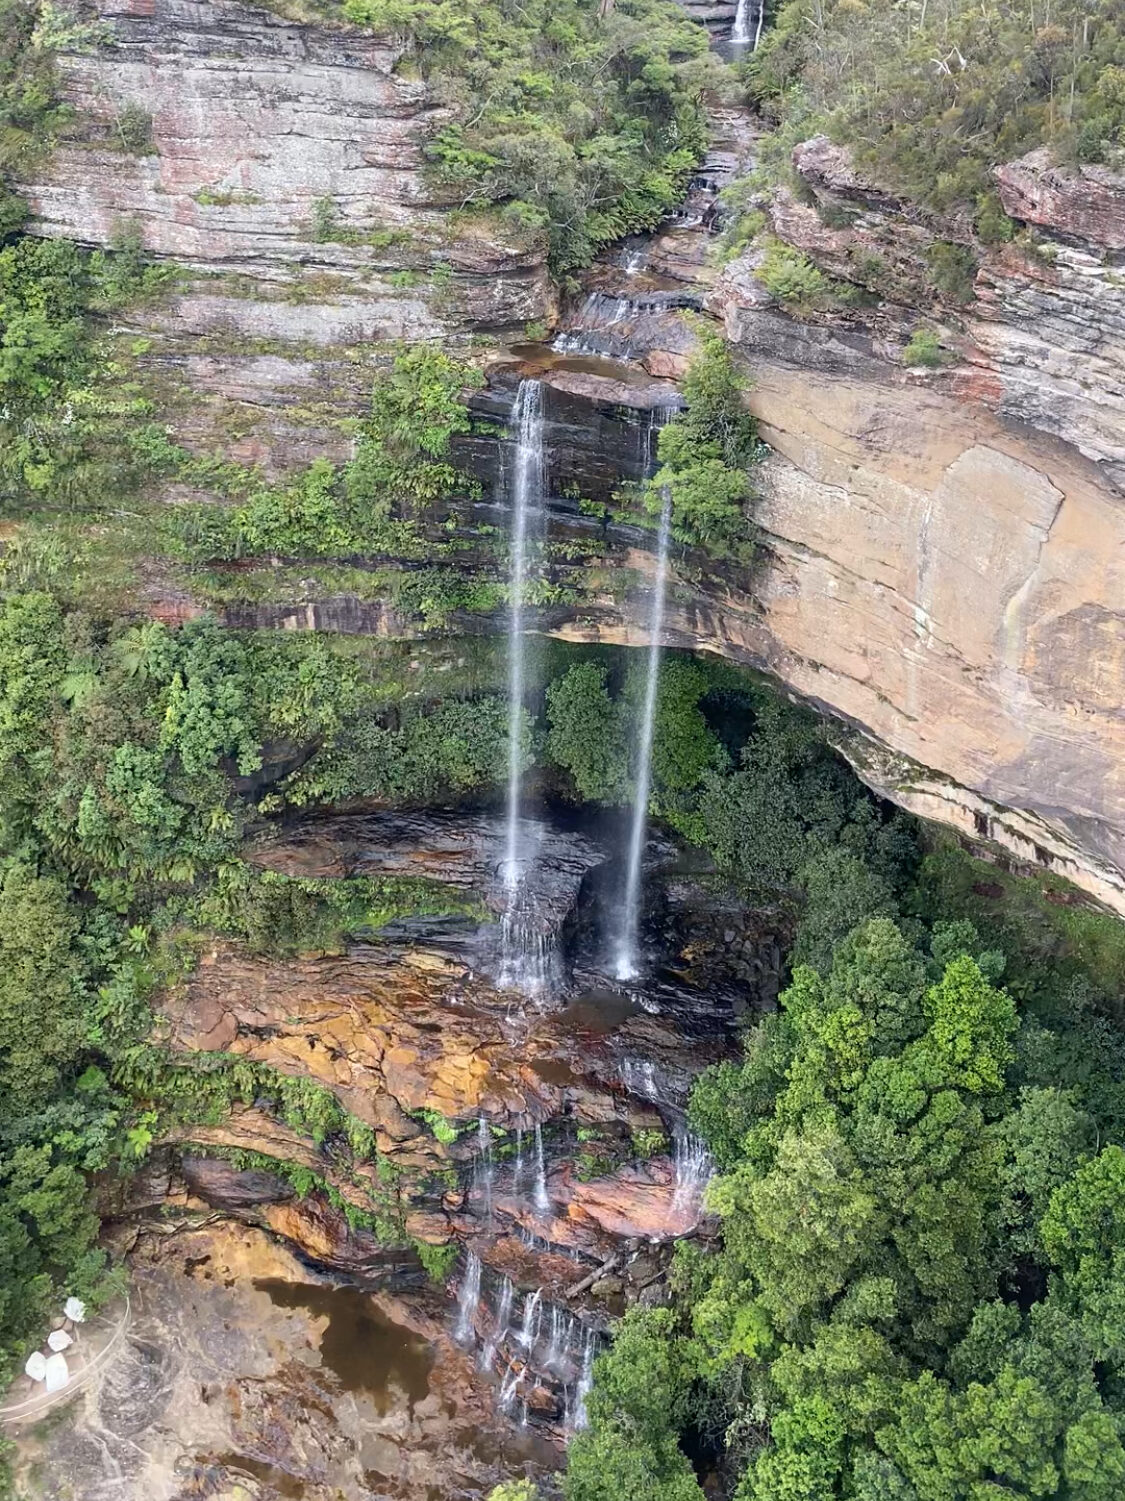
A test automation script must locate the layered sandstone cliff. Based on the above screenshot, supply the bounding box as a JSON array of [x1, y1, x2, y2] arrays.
[[18, 0, 1125, 915]]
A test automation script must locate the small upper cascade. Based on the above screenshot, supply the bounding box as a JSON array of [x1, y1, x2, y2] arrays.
[[614, 482, 675, 981], [731, 0, 763, 49], [500, 379, 550, 995]]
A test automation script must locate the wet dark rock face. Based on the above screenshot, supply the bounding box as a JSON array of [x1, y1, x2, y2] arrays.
[[84, 805, 778, 1473]]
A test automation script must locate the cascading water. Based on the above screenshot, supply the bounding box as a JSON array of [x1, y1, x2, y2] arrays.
[[672, 1125, 714, 1218], [473, 1115, 495, 1225], [569, 1326, 599, 1430], [481, 1274, 514, 1372], [513, 1126, 524, 1192], [533, 1122, 551, 1213], [455, 1252, 482, 1344], [732, 0, 752, 44], [516, 1288, 543, 1352], [613, 482, 674, 981], [500, 379, 555, 997]]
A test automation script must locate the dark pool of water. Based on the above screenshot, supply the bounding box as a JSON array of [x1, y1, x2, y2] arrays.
[[253, 1279, 432, 1415], [556, 986, 645, 1036]]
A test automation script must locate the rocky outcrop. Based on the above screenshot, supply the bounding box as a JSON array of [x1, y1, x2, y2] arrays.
[[687, 133, 1125, 910], [996, 148, 1125, 252], [8, 1221, 544, 1501], [28, 0, 550, 330], [21, 0, 553, 475]]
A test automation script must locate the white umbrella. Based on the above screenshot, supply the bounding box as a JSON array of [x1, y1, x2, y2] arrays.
[[47, 1329, 73, 1352], [24, 1351, 47, 1382], [44, 1354, 69, 1393], [63, 1297, 87, 1323]]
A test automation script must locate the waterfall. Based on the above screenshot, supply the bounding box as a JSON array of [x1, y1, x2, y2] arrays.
[[545, 1305, 570, 1372], [672, 1126, 714, 1217], [499, 1357, 525, 1413], [533, 1123, 551, 1213], [614, 484, 674, 981], [732, 0, 752, 44], [502, 378, 544, 894], [516, 1288, 543, 1352], [513, 1126, 524, 1192], [620, 1056, 661, 1103], [481, 1274, 514, 1372], [455, 1252, 482, 1344], [569, 1326, 599, 1430], [499, 380, 550, 995], [474, 1115, 494, 1224]]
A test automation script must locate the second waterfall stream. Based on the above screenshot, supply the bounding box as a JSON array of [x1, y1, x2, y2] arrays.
[[614, 483, 674, 981]]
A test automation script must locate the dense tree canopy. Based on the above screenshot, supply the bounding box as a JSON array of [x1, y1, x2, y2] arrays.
[[568, 910, 1125, 1499]]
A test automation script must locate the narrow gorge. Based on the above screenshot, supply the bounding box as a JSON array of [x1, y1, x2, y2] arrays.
[[1, 0, 1124, 1499]]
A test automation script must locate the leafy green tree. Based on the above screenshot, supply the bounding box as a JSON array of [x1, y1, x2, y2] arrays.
[[546, 661, 630, 804], [0, 864, 85, 1113], [565, 1309, 704, 1501], [1042, 1147, 1125, 1366], [646, 331, 759, 556]]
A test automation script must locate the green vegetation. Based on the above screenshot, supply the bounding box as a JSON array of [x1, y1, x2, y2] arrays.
[[339, 0, 718, 272], [755, 239, 833, 311], [749, 0, 1125, 223], [172, 345, 482, 563], [569, 893, 1125, 1498], [644, 330, 761, 559], [903, 327, 951, 369], [546, 648, 914, 959]]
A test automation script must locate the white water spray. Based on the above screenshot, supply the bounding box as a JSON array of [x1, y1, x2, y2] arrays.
[[481, 1274, 514, 1372], [474, 1115, 494, 1225], [502, 378, 544, 895], [614, 484, 674, 981], [732, 0, 752, 44], [569, 1326, 599, 1430], [516, 1288, 543, 1352], [672, 1125, 714, 1218], [500, 380, 553, 995], [455, 1252, 482, 1344]]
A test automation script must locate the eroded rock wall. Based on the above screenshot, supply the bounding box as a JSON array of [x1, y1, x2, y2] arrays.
[[22, 0, 552, 472], [19, 0, 1125, 914]]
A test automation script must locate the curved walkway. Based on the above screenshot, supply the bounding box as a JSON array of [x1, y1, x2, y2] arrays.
[[0, 1298, 132, 1427]]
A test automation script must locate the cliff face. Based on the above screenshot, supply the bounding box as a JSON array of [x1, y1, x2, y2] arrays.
[[698, 137, 1125, 910], [23, 0, 552, 472], [19, 0, 1125, 914]]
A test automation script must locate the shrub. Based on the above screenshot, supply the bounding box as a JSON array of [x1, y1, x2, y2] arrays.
[[757, 241, 831, 311], [902, 327, 949, 368], [926, 240, 978, 304], [113, 103, 156, 155]]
